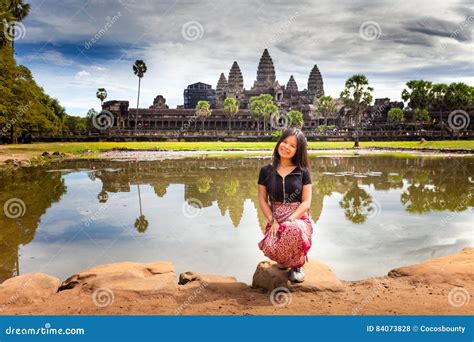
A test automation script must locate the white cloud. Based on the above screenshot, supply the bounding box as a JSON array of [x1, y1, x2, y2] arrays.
[[74, 70, 91, 80]]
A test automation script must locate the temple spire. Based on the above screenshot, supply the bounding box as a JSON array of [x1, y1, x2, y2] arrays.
[[286, 75, 298, 93], [216, 72, 228, 107], [308, 64, 324, 98], [216, 73, 227, 94], [227, 61, 244, 101], [227, 61, 244, 90], [252, 48, 276, 90]]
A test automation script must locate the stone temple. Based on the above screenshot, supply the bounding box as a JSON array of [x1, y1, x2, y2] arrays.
[[214, 48, 324, 110], [103, 49, 329, 132]]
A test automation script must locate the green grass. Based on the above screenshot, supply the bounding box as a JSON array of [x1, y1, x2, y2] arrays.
[[0, 140, 473, 156]]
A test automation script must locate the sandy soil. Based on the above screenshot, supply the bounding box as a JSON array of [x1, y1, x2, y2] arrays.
[[1, 248, 472, 316]]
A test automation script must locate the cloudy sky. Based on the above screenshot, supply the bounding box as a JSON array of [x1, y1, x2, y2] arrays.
[[15, 0, 474, 116]]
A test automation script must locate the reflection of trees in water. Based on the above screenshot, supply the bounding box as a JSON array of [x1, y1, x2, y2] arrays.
[[64, 156, 473, 227], [399, 162, 474, 214], [0, 168, 67, 282], [339, 184, 374, 224], [97, 189, 108, 203], [2, 156, 472, 280], [196, 176, 212, 193], [135, 214, 149, 233]]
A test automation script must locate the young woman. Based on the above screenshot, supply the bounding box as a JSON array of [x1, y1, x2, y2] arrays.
[[257, 127, 313, 283]]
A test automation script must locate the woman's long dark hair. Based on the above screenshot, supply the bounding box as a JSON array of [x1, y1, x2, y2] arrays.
[[272, 128, 310, 169]]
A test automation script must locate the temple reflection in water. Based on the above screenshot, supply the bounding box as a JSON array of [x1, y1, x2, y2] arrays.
[[0, 156, 473, 283]]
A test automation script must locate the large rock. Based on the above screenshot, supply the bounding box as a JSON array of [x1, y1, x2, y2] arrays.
[[252, 260, 344, 292], [59, 261, 177, 295], [388, 247, 474, 285], [0, 273, 61, 306]]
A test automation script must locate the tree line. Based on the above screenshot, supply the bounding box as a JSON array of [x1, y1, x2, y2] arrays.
[[0, 0, 96, 142]]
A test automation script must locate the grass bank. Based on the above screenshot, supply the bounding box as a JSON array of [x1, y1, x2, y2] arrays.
[[1, 140, 473, 155]]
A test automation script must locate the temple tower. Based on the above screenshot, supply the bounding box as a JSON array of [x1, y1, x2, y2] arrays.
[[252, 48, 276, 91], [227, 61, 244, 101], [286, 75, 298, 93], [307, 64, 324, 98], [216, 72, 228, 107]]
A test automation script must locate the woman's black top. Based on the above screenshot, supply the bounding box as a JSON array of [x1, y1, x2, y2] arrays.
[[257, 163, 312, 203]]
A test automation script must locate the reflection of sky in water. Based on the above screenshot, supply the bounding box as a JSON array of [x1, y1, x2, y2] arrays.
[[311, 185, 473, 280], [10, 158, 474, 284]]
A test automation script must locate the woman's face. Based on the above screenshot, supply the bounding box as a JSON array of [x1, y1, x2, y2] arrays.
[[278, 135, 298, 160]]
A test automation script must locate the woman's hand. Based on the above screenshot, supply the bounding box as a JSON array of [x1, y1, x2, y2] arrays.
[[268, 220, 280, 238]]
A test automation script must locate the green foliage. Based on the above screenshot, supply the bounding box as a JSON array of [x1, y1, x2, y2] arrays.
[[317, 125, 336, 133], [414, 108, 430, 122], [287, 110, 304, 128], [430, 83, 448, 111], [249, 94, 278, 132], [249, 94, 278, 117], [315, 95, 337, 124], [401, 80, 432, 110], [132, 60, 147, 78], [271, 129, 282, 141], [196, 100, 212, 118], [402, 80, 474, 114], [0, 0, 30, 49], [0, 44, 71, 141], [223, 97, 239, 116], [340, 74, 373, 119], [444, 82, 474, 111], [64, 115, 88, 134], [196, 100, 212, 130], [223, 96, 239, 130], [96, 88, 107, 105], [387, 108, 404, 122], [0, 1, 76, 142]]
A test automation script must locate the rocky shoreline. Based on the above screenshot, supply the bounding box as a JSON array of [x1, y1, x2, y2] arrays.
[[0, 248, 472, 315]]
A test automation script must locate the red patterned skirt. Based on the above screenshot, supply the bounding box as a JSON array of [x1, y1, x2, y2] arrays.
[[257, 202, 313, 268]]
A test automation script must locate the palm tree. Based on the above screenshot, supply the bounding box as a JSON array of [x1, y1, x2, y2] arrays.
[[133, 60, 147, 131], [196, 100, 212, 130], [96, 88, 107, 107], [223, 97, 239, 130], [134, 183, 149, 233], [9, 0, 30, 54], [340, 74, 373, 148], [316, 95, 337, 126], [135, 215, 149, 233], [249, 94, 278, 133]]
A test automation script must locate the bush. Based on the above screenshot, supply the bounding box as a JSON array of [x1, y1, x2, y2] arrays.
[[271, 129, 282, 141], [387, 108, 404, 122], [317, 125, 336, 133]]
